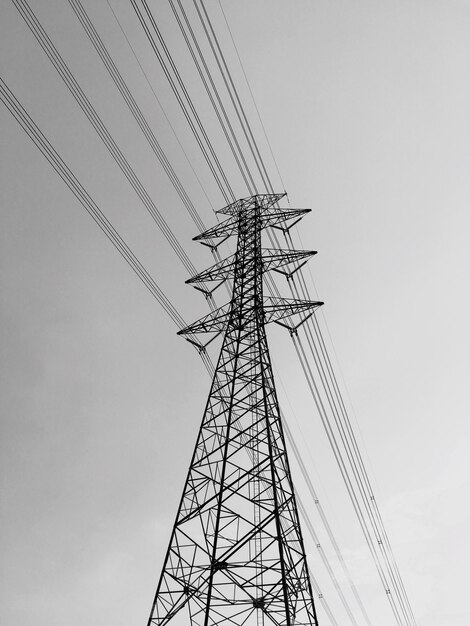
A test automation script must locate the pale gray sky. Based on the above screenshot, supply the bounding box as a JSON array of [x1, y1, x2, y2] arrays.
[[1, 1, 469, 625]]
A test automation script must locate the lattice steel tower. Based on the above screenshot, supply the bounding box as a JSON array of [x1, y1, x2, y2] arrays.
[[148, 193, 323, 626]]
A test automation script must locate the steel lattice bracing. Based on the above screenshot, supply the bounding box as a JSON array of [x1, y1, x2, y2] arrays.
[[148, 194, 322, 626]]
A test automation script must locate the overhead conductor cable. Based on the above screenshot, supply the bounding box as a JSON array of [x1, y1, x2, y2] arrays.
[[12, 0, 197, 277], [0, 76, 213, 375]]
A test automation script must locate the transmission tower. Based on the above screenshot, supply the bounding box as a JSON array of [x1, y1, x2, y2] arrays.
[[148, 193, 323, 626]]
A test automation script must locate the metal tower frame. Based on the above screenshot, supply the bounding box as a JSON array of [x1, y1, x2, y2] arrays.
[[147, 193, 323, 626]]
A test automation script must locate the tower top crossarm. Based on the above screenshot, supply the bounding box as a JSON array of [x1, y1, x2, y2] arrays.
[[216, 192, 285, 216], [193, 193, 311, 245]]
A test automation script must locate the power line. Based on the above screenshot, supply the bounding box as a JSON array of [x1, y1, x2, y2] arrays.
[[168, 0, 257, 196], [297, 496, 358, 626], [104, 0, 216, 213], [0, 75, 215, 377], [193, 0, 275, 195], [292, 332, 406, 626], [284, 225, 416, 625], [131, 0, 235, 205], [12, 0, 197, 276], [0, 77, 180, 328], [284, 417, 373, 626], [67, 0, 207, 234], [216, 0, 287, 193], [289, 255, 415, 624]]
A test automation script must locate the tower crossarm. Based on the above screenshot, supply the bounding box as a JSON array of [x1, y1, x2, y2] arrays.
[[193, 209, 311, 244], [178, 298, 323, 337], [187, 249, 317, 287], [216, 192, 286, 216], [263, 297, 324, 331], [177, 304, 231, 336], [264, 249, 317, 277]]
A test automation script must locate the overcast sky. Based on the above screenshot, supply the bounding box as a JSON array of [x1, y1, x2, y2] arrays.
[[1, 1, 469, 625]]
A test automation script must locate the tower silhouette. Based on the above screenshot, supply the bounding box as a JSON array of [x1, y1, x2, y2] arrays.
[[148, 193, 323, 626]]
